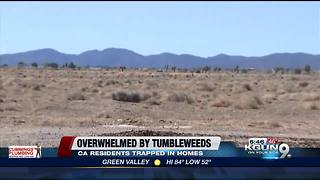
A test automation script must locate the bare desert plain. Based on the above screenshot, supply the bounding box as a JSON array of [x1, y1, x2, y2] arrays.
[[0, 67, 319, 147]]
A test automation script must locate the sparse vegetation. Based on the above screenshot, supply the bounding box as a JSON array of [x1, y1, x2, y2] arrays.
[[1, 67, 319, 148], [68, 62, 77, 69], [242, 84, 252, 91], [293, 68, 302, 74], [17, 61, 26, 68], [235, 95, 263, 109], [304, 65, 311, 74], [198, 83, 214, 91], [167, 92, 194, 104], [274, 67, 285, 74], [106, 80, 120, 86], [119, 66, 126, 72], [67, 92, 86, 101], [299, 82, 309, 87], [202, 66, 210, 73], [112, 91, 150, 103], [303, 93, 320, 101], [303, 102, 319, 110], [212, 97, 231, 107], [32, 84, 41, 91], [31, 62, 38, 68], [44, 62, 59, 69]]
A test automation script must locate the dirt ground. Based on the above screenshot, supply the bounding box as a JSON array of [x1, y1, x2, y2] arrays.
[[0, 68, 319, 147]]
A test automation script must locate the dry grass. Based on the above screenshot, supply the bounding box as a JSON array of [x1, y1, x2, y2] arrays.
[[0, 68, 319, 147]]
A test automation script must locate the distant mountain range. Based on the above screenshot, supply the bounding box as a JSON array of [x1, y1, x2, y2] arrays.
[[0, 48, 319, 69]]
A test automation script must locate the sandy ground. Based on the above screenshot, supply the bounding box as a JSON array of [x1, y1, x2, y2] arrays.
[[0, 68, 319, 147]]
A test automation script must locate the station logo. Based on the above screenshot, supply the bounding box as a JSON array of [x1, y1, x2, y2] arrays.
[[245, 137, 290, 159], [8, 145, 42, 158]]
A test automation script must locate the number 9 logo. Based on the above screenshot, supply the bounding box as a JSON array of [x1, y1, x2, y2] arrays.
[[279, 143, 290, 158]]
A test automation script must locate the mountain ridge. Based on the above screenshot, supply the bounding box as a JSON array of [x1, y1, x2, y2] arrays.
[[1, 48, 319, 69]]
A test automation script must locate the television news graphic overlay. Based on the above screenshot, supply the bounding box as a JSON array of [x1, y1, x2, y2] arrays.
[[58, 136, 221, 158], [57, 136, 221, 167], [8, 146, 42, 158], [245, 137, 290, 159]]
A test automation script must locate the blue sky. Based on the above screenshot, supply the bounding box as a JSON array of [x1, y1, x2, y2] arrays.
[[0, 2, 320, 56]]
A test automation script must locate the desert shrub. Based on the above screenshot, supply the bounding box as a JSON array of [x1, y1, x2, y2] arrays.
[[304, 65, 311, 74], [242, 84, 252, 91], [198, 83, 214, 91], [124, 80, 132, 85], [303, 102, 319, 110], [68, 62, 77, 69], [146, 81, 159, 88], [202, 66, 211, 73], [299, 82, 309, 87], [273, 67, 285, 74], [81, 87, 89, 92], [282, 83, 296, 93], [293, 69, 302, 74], [235, 95, 263, 109], [106, 80, 120, 86], [17, 61, 26, 68], [112, 91, 150, 103], [44, 62, 59, 69], [270, 122, 282, 128], [31, 62, 38, 68], [67, 92, 86, 101], [212, 98, 231, 107], [167, 92, 194, 104], [152, 91, 158, 96], [5, 107, 19, 111], [262, 93, 277, 104], [240, 69, 248, 73], [32, 84, 41, 91], [148, 99, 161, 105], [93, 80, 104, 87], [92, 89, 99, 93], [303, 93, 320, 101], [291, 77, 299, 81]]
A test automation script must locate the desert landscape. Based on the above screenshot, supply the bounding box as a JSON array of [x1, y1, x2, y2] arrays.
[[0, 67, 319, 147]]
